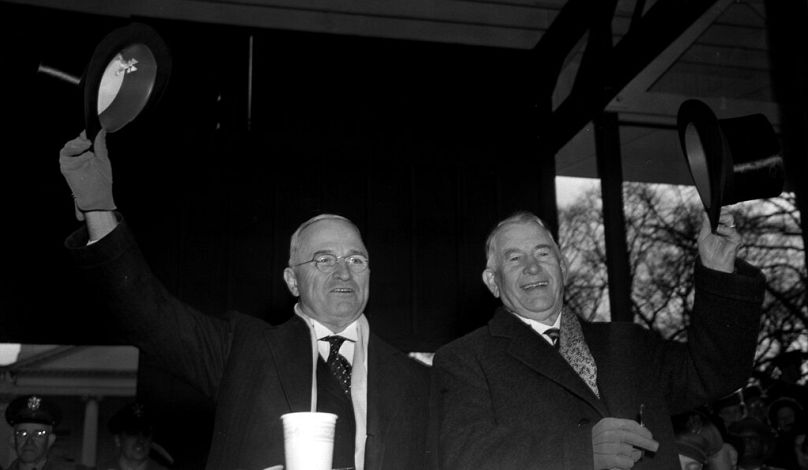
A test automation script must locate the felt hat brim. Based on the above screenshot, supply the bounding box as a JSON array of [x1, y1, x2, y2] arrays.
[[82, 22, 171, 140], [677, 99, 785, 231]]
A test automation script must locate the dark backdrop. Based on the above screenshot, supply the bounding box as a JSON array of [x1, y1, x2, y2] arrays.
[[0, 4, 550, 467]]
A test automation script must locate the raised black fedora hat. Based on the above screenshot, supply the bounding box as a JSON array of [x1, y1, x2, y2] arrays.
[[81, 22, 172, 140], [676, 99, 785, 232]]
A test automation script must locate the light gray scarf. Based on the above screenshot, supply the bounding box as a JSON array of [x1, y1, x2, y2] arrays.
[[559, 308, 600, 398]]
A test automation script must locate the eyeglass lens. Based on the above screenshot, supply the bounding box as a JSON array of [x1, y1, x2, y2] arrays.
[[15, 430, 48, 440], [315, 255, 368, 272]]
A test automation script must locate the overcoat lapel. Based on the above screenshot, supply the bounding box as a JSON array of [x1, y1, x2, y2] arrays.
[[490, 310, 609, 417], [266, 316, 314, 413], [364, 335, 404, 469], [583, 322, 642, 421]]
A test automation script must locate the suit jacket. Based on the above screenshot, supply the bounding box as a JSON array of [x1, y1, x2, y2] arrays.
[[66, 220, 429, 470], [433, 260, 765, 470]]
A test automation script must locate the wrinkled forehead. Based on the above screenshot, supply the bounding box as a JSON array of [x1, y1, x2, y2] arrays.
[[297, 218, 366, 254], [492, 220, 556, 252]]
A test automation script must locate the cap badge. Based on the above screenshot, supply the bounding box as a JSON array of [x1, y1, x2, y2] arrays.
[[27, 396, 41, 411]]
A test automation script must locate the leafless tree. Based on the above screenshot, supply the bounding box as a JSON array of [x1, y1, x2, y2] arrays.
[[560, 182, 806, 379]]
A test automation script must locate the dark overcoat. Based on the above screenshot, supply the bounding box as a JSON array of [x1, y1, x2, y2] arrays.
[[433, 260, 765, 469], [67, 220, 430, 470]]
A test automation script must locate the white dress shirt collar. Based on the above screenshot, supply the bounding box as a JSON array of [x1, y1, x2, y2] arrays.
[[296, 307, 359, 364], [510, 310, 561, 346]]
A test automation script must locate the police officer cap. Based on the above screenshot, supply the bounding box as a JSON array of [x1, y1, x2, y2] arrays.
[[108, 402, 154, 435], [728, 416, 774, 438], [676, 432, 709, 464], [5, 394, 61, 427]]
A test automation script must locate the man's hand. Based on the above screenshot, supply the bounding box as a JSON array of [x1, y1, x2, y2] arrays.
[[698, 209, 742, 273], [592, 417, 659, 470], [59, 129, 115, 221]]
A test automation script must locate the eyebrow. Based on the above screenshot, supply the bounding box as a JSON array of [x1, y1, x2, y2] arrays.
[[502, 244, 554, 256], [311, 249, 368, 257]]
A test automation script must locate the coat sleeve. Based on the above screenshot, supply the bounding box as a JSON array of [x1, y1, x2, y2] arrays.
[[654, 259, 765, 414], [432, 342, 594, 470], [66, 216, 232, 399]]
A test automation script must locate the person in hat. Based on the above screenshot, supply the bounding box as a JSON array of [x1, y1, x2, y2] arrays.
[[728, 416, 785, 470], [432, 209, 765, 469], [714, 390, 747, 431], [672, 408, 738, 470], [744, 384, 769, 424], [100, 402, 171, 470], [675, 432, 709, 470], [769, 396, 805, 436], [4, 394, 61, 470], [765, 351, 808, 412], [767, 397, 806, 470]]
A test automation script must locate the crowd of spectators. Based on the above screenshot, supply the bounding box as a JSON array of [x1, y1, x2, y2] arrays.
[[673, 351, 808, 470]]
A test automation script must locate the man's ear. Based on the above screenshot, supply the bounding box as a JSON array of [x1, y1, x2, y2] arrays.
[[47, 432, 56, 450], [482, 269, 500, 298], [114, 435, 121, 448], [283, 267, 300, 297], [560, 253, 570, 283]]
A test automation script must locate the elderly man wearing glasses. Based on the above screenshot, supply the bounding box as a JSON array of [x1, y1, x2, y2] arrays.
[[58, 130, 430, 470], [5, 395, 62, 470]]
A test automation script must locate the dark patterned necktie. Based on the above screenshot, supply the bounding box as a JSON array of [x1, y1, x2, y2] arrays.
[[323, 335, 352, 395], [545, 328, 560, 350]]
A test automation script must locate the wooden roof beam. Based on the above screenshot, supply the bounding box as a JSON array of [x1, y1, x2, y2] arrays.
[[536, 0, 722, 154]]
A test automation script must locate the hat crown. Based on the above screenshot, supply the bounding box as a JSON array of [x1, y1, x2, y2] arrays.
[[5, 394, 61, 426], [677, 99, 785, 231], [109, 401, 154, 435]]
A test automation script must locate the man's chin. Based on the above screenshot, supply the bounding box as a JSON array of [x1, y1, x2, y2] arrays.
[[514, 303, 559, 323], [330, 301, 364, 316], [333, 309, 362, 321], [325, 307, 363, 326], [19, 452, 43, 463]]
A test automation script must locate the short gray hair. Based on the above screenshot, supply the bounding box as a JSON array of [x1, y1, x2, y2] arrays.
[[288, 214, 359, 265], [484, 211, 558, 269]]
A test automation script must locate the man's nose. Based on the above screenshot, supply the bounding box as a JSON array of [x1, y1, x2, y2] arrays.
[[333, 258, 352, 279], [523, 257, 543, 274]]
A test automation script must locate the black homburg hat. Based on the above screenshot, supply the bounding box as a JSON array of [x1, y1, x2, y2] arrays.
[[677, 99, 785, 232]]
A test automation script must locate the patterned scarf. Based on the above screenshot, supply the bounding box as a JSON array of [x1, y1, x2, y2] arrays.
[[559, 308, 600, 398]]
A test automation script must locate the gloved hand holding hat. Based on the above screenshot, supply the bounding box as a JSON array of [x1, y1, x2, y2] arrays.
[[59, 129, 114, 221]]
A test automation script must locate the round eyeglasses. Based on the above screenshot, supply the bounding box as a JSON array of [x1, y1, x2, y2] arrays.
[[15, 429, 49, 441], [292, 254, 369, 273]]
